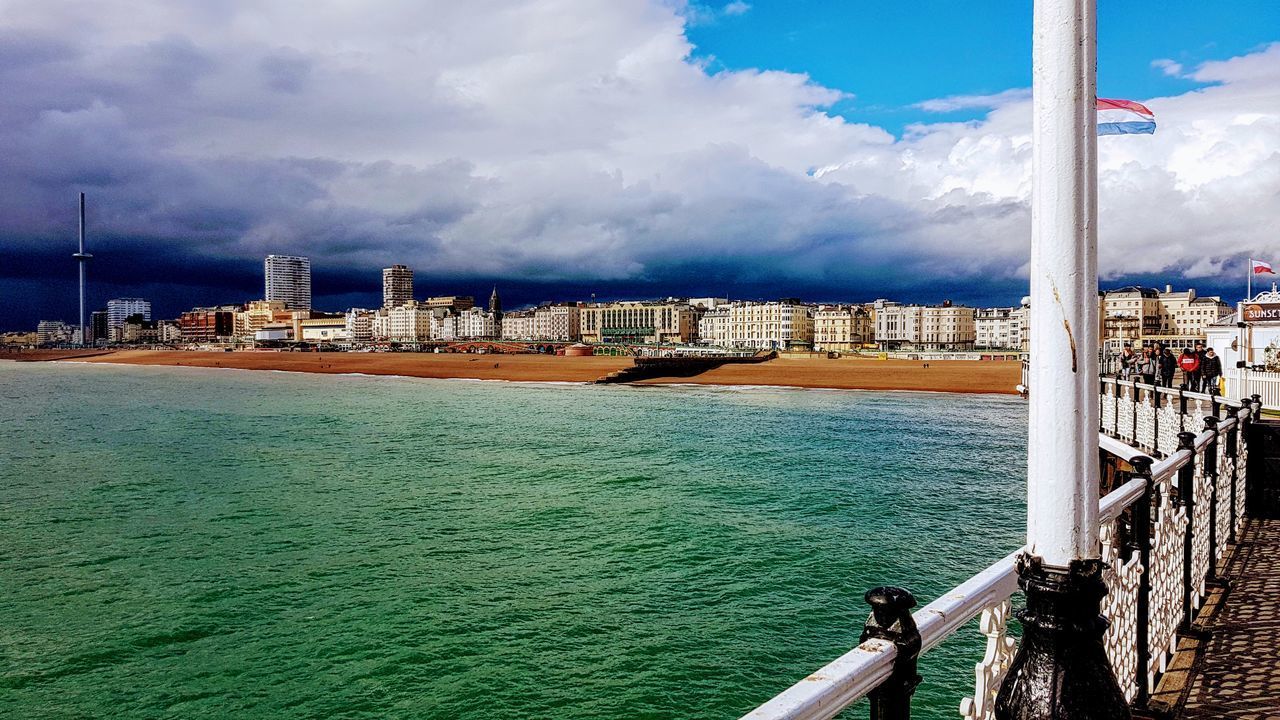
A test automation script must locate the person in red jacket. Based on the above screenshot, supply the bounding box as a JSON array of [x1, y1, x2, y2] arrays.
[[1178, 347, 1201, 390]]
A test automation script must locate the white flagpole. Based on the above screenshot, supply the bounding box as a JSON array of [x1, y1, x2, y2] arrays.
[[1248, 257, 1253, 302]]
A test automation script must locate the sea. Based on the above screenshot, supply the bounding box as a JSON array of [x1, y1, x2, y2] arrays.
[[0, 361, 1027, 720]]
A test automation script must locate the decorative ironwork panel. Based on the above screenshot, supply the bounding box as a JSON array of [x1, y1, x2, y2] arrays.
[[1157, 403, 1181, 457], [960, 600, 1018, 720], [1100, 519, 1141, 703], [1186, 398, 1209, 442], [1135, 389, 1157, 452], [1102, 385, 1118, 435], [1190, 452, 1212, 611], [1119, 386, 1137, 442], [1148, 475, 1187, 686], [1216, 439, 1232, 565], [1236, 430, 1249, 538]]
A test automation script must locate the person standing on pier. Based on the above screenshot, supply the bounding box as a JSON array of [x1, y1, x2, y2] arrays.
[[1179, 346, 1201, 390], [1139, 346, 1157, 385], [1202, 347, 1223, 396], [1160, 345, 1177, 387], [1119, 343, 1136, 379]]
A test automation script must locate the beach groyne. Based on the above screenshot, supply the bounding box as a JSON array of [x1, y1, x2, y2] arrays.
[[595, 352, 776, 384]]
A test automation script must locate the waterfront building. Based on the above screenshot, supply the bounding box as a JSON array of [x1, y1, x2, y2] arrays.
[[532, 304, 580, 341], [106, 298, 151, 329], [697, 305, 731, 347], [255, 323, 293, 342], [500, 309, 534, 340], [440, 307, 498, 340], [298, 317, 350, 344], [974, 307, 1027, 350], [264, 255, 311, 310], [580, 301, 695, 345], [1101, 284, 1232, 354], [89, 310, 108, 345], [387, 300, 434, 343], [345, 309, 374, 344], [874, 302, 976, 351], [726, 300, 815, 351], [36, 320, 71, 346], [179, 307, 237, 343], [0, 331, 39, 346], [121, 317, 160, 344], [382, 265, 414, 309], [424, 295, 474, 312], [688, 297, 729, 310], [158, 321, 182, 343], [237, 300, 290, 341], [813, 304, 872, 352]]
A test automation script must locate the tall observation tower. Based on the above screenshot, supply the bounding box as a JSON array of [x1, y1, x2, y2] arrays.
[[72, 193, 92, 346]]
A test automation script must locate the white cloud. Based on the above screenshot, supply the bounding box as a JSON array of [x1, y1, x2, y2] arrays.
[[0, 1, 1277, 298], [1151, 58, 1184, 77], [914, 88, 1032, 113], [723, 2, 752, 16]]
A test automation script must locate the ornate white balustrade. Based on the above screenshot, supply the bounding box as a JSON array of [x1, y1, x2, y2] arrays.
[[742, 391, 1260, 720]]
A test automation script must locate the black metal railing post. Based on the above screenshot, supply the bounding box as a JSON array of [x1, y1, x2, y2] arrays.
[[1178, 385, 1188, 430], [1177, 430, 1197, 635], [1225, 405, 1240, 544], [1128, 455, 1155, 708], [861, 586, 921, 720], [1252, 394, 1263, 421], [1203, 416, 1220, 583]]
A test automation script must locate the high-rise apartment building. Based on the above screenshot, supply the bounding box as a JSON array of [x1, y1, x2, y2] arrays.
[[106, 298, 151, 329], [264, 255, 312, 310], [382, 265, 414, 309]]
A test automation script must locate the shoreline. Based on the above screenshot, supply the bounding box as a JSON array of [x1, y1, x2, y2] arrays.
[[13, 349, 1024, 395]]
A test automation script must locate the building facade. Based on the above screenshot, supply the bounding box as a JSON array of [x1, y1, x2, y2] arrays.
[[1101, 285, 1232, 353], [264, 255, 312, 310], [697, 306, 731, 347], [106, 298, 151, 329], [382, 265, 414, 309], [500, 310, 534, 340], [580, 301, 695, 345], [387, 301, 434, 343], [875, 302, 976, 351], [179, 307, 237, 343], [36, 320, 71, 346], [974, 307, 1027, 350], [345, 309, 374, 344], [813, 305, 872, 352], [532, 304, 580, 341], [725, 301, 815, 350]]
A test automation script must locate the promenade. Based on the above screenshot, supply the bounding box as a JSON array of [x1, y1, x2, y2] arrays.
[[1178, 518, 1280, 718]]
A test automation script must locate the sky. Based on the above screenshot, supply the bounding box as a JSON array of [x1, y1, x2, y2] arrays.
[[2, 0, 1280, 329]]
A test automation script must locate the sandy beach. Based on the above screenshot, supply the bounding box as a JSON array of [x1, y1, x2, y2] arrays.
[[28, 350, 1025, 394]]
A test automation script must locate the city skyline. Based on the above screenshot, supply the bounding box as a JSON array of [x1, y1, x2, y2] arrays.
[[3, 1, 1279, 330]]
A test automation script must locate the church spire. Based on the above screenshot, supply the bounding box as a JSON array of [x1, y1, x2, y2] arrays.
[[489, 286, 502, 318]]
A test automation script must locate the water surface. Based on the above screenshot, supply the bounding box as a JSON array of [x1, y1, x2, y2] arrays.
[[0, 362, 1027, 719]]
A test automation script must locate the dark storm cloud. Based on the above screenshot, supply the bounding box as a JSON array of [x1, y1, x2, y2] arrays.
[[1, 2, 1275, 330]]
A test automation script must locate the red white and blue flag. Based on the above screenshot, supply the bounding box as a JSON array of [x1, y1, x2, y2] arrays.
[[1097, 98, 1156, 136]]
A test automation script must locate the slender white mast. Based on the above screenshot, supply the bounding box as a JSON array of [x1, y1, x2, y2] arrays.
[[1025, 0, 1099, 567]]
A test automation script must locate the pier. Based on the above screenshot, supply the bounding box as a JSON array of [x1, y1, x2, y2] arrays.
[[741, 385, 1280, 719], [740, 0, 1280, 716]]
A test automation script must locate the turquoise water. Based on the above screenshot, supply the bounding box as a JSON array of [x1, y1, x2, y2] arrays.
[[0, 362, 1027, 719]]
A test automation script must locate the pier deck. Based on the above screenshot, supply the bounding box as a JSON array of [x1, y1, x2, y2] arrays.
[[1175, 518, 1280, 719]]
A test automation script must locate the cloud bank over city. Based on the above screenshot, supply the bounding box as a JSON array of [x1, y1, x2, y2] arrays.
[[2, 0, 1279, 324]]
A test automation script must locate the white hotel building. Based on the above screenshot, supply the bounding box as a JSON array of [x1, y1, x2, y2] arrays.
[[874, 301, 976, 351]]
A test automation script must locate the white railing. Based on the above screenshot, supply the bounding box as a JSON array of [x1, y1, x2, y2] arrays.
[[1224, 368, 1280, 410], [741, 392, 1259, 720]]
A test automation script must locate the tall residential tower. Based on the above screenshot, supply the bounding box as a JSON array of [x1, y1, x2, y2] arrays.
[[264, 255, 312, 310], [382, 265, 414, 309]]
